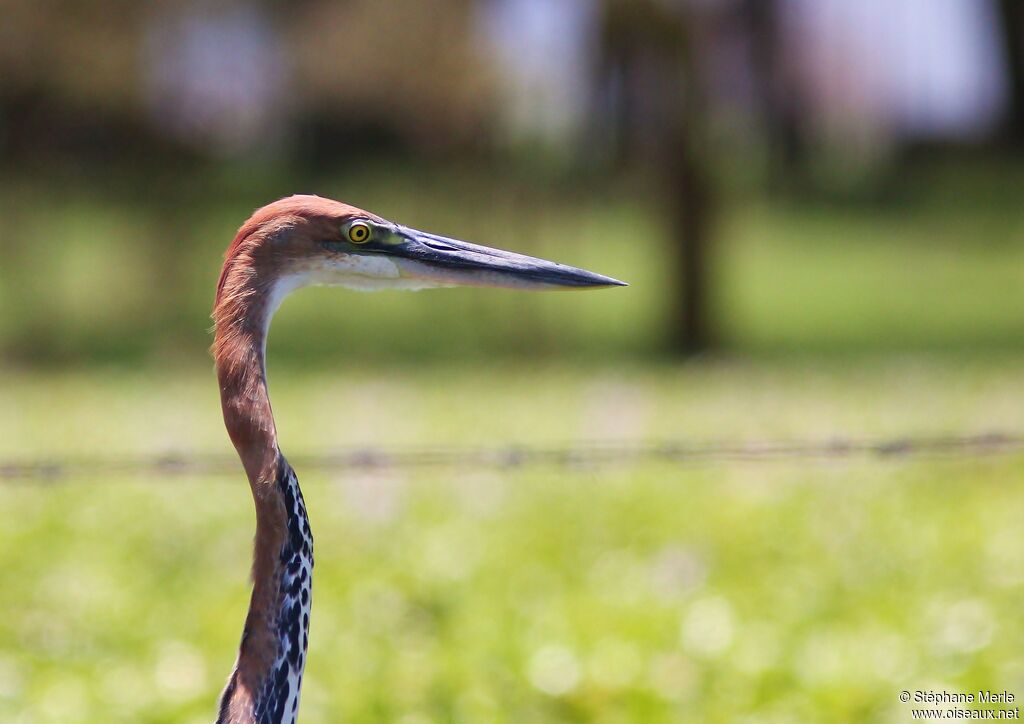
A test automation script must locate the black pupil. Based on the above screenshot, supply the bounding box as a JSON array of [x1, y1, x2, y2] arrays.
[[353, 226, 367, 240]]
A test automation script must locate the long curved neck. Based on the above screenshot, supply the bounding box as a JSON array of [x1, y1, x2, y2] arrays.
[[214, 271, 313, 724]]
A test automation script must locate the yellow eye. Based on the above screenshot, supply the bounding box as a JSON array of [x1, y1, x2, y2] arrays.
[[348, 222, 371, 244]]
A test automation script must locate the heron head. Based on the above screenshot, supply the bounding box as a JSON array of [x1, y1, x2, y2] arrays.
[[216, 195, 625, 311]]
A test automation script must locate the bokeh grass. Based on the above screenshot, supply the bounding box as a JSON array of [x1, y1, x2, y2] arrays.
[[2, 158, 1022, 721], [2, 361, 1023, 722]]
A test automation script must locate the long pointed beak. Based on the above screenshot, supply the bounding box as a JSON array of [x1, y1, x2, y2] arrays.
[[387, 226, 627, 290]]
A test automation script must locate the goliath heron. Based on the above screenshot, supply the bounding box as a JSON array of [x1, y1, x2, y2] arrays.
[[211, 195, 624, 722]]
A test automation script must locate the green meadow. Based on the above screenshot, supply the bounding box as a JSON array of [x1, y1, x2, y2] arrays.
[[2, 361, 1024, 723], [2, 160, 1023, 366], [2, 161, 1023, 722]]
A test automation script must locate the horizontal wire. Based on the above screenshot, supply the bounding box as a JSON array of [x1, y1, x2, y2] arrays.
[[1, 433, 1022, 483]]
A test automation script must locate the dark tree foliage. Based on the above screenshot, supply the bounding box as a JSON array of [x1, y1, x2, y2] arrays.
[[997, 0, 1024, 146]]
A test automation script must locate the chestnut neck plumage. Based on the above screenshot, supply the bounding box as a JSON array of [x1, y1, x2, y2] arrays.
[[213, 239, 314, 724]]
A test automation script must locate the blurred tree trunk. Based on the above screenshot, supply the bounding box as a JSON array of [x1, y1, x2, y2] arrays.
[[997, 0, 1024, 146], [666, 21, 714, 355], [595, 0, 716, 355], [666, 120, 714, 354]]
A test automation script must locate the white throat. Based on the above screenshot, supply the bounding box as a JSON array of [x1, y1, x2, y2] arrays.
[[263, 255, 451, 342]]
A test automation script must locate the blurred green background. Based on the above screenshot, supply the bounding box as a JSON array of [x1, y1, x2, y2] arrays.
[[1, 1, 1023, 722]]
